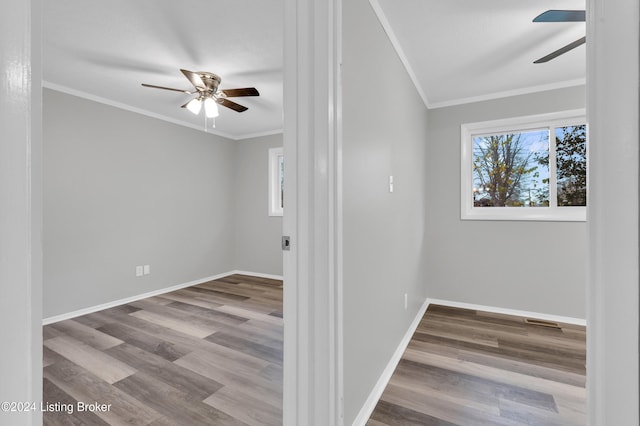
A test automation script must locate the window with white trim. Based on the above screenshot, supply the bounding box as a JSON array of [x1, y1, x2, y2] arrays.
[[461, 109, 586, 221], [268, 147, 284, 216]]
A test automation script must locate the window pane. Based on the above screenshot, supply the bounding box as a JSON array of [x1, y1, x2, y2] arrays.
[[472, 130, 549, 207], [278, 155, 284, 209], [555, 125, 587, 207]]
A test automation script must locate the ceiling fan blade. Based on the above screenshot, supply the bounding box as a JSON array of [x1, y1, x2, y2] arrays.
[[218, 98, 248, 112], [534, 36, 586, 64], [221, 87, 260, 97], [180, 69, 206, 90], [533, 10, 586, 22], [142, 83, 194, 94]]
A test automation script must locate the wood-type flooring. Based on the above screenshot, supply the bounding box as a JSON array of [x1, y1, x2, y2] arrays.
[[44, 279, 585, 426], [368, 304, 586, 426], [42, 274, 283, 426]]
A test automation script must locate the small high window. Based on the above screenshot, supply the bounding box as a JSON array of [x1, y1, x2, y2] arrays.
[[461, 110, 586, 221]]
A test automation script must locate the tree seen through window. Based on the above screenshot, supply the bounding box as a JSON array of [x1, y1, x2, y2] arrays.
[[472, 130, 548, 207]]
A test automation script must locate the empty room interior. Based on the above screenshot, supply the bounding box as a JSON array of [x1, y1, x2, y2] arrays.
[[30, 0, 634, 425]]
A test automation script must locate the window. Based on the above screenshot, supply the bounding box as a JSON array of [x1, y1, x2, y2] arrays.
[[268, 147, 284, 216], [461, 109, 586, 221]]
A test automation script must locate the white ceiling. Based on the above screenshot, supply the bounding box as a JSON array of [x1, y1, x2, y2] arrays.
[[43, 0, 585, 140], [372, 0, 586, 108], [43, 0, 284, 140]]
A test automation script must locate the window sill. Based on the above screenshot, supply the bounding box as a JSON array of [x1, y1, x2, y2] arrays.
[[461, 207, 586, 222]]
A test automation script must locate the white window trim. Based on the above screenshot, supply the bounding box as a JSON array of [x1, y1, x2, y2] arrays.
[[460, 109, 587, 222], [268, 147, 284, 217]]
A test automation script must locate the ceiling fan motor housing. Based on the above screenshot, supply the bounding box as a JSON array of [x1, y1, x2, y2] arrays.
[[197, 72, 221, 94]]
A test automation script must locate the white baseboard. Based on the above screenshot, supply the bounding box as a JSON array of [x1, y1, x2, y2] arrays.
[[352, 298, 430, 426], [231, 270, 283, 280], [42, 270, 281, 325], [427, 298, 586, 326]]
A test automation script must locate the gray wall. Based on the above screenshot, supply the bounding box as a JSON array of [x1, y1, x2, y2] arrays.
[[234, 134, 283, 276], [342, 0, 429, 423], [44, 89, 237, 318], [426, 86, 587, 319], [44, 89, 283, 318]]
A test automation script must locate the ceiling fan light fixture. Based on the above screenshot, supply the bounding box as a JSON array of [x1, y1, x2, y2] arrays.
[[142, 69, 259, 116], [186, 98, 202, 115], [204, 97, 219, 118]]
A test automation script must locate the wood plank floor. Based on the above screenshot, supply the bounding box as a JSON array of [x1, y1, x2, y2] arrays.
[[43, 274, 283, 426], [368, 304, 586, 426]]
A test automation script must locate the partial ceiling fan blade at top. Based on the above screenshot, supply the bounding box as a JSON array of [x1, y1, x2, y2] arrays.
[[218, 98, 248, 112], [141, 83, 195, 94], [180, 69, 206, 90], [533, 10, 586, 22], [221, 87, 260, 97], [534, 36, 586, 64]]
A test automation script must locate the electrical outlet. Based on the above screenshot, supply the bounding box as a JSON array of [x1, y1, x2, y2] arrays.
[[143, 265, 150, 275], [135, 266, 144, 277]]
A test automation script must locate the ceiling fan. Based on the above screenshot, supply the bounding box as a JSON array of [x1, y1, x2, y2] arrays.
[[533, 10, 586, 64], [142, 69, 259, 117]]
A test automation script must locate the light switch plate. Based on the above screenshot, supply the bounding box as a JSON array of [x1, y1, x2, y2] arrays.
[[143, 265, 150, 275], [389, 175, 394, 193], [135, 266, 144, 277]]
